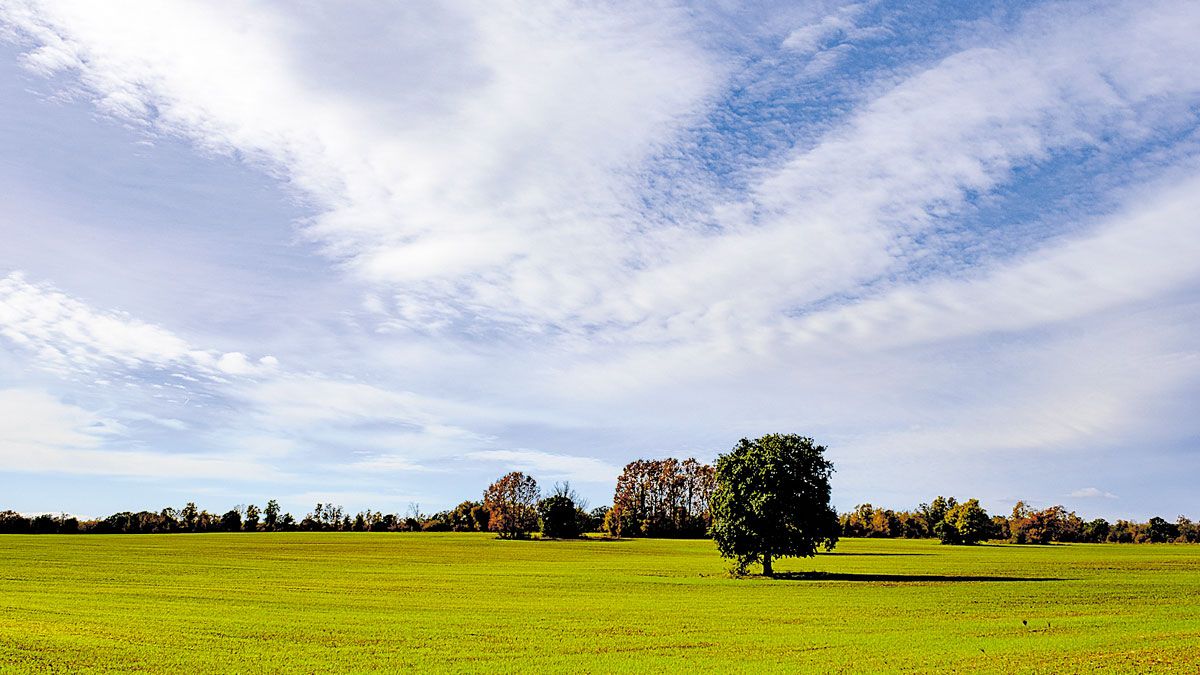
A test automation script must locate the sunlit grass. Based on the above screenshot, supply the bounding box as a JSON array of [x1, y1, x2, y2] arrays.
[[1, 534, 1197, 672]]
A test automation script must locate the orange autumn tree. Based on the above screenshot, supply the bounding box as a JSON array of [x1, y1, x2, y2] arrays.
[[483, 471, 540, 539], [607, 458, 714, 537]]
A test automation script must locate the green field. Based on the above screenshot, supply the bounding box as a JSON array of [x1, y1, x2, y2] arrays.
[[1, 534, 1197, 673]]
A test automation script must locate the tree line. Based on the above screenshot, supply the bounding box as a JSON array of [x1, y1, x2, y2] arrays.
[[840, 498, 1200, 545], [0, 487, 610, 536], [2, 455, 1196, 545]]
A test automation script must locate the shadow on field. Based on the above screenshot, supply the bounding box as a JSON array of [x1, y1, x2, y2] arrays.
[[817, 552, 930, 556], [771, 572, 1067, 582]]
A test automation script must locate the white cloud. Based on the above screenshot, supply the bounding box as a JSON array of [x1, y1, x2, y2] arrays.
[[0, 387, 114, 449], [603, 0, 1200, 348], [6, 0, 1198, 353], [285, 490, 423, 509], [216, 352, 278, 376], [466, 449, 619, 483], [781, 1, 885, 76], [239, 375, 458, 429], [0, 388, 278, 479], [0, 0, 724, 327], [1070, 487, 1118, 499], [787, 172, 1200, 350], [0, 271, 278, 377], [0, 271, 191, 371]]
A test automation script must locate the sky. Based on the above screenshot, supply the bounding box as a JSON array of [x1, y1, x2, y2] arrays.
[[1, 0, 1198, 521]]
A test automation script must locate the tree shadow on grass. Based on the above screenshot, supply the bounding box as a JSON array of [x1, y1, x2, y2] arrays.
[[770, 571, 1068, 582], [817, 552, 931, 556]]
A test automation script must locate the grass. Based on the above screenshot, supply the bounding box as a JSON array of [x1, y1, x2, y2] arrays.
[[1, 534, 1198, 673]]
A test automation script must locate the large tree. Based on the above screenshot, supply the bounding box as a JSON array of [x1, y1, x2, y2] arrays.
[[483, 471, 540, 539], [709, 434, 839, 575]]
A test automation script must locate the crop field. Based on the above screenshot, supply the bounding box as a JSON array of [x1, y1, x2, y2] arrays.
[[1, 534, 1198, 673]]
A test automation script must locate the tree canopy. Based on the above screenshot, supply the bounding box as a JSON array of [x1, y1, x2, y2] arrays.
[[709, 434, 840, 575], [483, 471, 540, 539]]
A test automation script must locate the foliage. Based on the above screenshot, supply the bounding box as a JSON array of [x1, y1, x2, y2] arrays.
[[264, 500, 280, 531], [1148, 517, 1180, 543], [244, 504, 261, 532], [538, 483, 587, 539], [586, 506, 610, 533], [709, 434, 840, 575], [220, 509, 243, 532], [483, 472, 540, 539], [607, 458, 714, 537], [936, 499, 991, 545]]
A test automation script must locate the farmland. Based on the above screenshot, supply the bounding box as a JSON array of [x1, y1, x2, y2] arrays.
[[1, 534, 1198, 673]]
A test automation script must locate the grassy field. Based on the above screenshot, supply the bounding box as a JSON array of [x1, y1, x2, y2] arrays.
[[1, 534, 1198, 673]]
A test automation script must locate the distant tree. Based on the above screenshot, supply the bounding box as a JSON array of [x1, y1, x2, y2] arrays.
[[1008, 501, 1032, 543], [31, 514, 57, 534], [0, 511, 30, 533], [447, 501, 488, 532], [1147, 517, 1179, 543], [989, 515, 1010, 541], [918, 496, 957, 536], [937, 499, 990, 545], [244, 504, 261, 532], [587, 506, 610, 532], [160, 507, 179, 532], [608, 457, 714, 537], [709, 434, 840, 575], [220, 509, 242, 532], [1177, 516, 1200, 544], [539, 483, 583, 539], [264, 500, 280, 531], [181, 502, 199, 532], [840, 504, 872, 538], [470, 503, 490, 532], [483, 472, 540, 539], [59, 514, 80, 534], [306, 503, 345, 531], [841, 503, 900, 538], [1083, 518, 1111, 543], [353, 513, 367, 531], [280, 513, 296, 530], [1014, 505, 1068, 544], [359, 510, 382, 531]]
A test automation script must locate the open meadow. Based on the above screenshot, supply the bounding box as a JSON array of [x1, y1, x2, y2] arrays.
[[1, 534, 1198, 673]]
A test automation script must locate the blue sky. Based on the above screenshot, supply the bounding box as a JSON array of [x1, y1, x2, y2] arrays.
[[1, 0, 1198, 520]]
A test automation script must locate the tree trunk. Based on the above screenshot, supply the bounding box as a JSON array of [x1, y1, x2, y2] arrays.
[[762, 552, 773, 576]]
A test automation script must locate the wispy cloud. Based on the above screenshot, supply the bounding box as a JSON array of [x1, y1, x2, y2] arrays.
[[0, 388, 279, 479], [466, 449, 620, 484], [0, 271, 277, 376], [1070, 487, 1118, 499]]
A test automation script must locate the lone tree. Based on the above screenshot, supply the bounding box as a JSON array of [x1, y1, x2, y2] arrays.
[[483, 471, 540, 539], [709, 434, 840, 575]]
